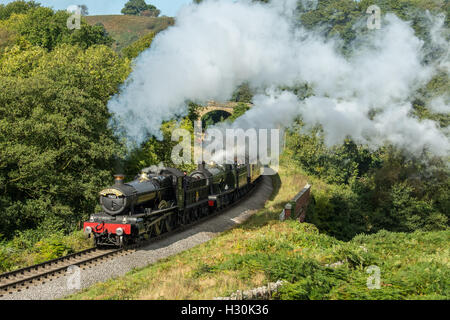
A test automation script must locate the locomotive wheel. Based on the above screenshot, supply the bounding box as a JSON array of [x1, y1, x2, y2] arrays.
[[165, 213, 175, 232], [146, 225, 154, 238], [191, 207, 199, 222], [145, 224, 153, 238], [223, 194, 230, 207], [182, 210, 191, 225], [158, 200, 169, 210], [154, 219, 163, 235], [138, 234, 148, 244], [200, 205, 208, 218], [147, 219, 163, 238]]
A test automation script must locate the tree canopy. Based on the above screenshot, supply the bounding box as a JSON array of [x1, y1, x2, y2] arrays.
[[121, 0, 160, 17], [122, 31, 155, 60], [0, 6, 112, 51], [0, 2, 131, 239]]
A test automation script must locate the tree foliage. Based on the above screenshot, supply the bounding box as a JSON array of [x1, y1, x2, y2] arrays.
[[125, 117, 197, 176], [0, 44, 131, 238], [80, 5, 89, 16], [121, 0, 160, 17], [0, 5, 112, 51], [283, 0, 449, 239], [122, 32, 155, 60], [0, 3, 131, 239], [231, 83, 254, 104], [286, 127, 449, 240], [0, 0, 40, 20]]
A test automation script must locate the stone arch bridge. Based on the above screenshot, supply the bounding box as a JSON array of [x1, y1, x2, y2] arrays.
[[196, 101, 251, 129]]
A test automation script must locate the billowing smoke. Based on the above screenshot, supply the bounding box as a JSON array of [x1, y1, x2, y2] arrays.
[[109, 0, 449, 156], [429, 96, 450, 114]]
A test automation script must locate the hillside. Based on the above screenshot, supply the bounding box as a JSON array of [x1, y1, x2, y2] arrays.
[[1, 0, 448, 301], [85, 15, 174, 52], [68, 155, 450, 300]]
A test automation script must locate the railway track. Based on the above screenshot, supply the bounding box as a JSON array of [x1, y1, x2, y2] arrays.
[[0, 247, 124, 297], [0, 177, 262, 298]]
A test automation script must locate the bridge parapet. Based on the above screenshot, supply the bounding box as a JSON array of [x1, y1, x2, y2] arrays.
[[280, 184, 311, 222], [197, 101, 250, 120]]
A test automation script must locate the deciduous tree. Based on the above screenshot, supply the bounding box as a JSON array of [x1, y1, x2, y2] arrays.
[[121, 0, 160, 17]]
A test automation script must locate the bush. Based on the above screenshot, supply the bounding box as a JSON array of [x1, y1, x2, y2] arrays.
[[332, 244, 378, 269], [0, 244, 15, 271], [289, 124, 449, 240], [306, 186, 368, 240], [122, 32, 154, 60], [33, 236, 73, 262], [0, 229, 92, 272]]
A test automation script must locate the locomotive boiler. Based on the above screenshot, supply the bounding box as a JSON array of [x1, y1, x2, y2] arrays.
[[84, 162, 262, 247], [99, 173, 173, 216]]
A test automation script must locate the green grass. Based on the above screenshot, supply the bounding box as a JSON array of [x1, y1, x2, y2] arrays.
[[67, 155, 450, 300], [85, 15, 174, 52], [0, 230, 93, 273]]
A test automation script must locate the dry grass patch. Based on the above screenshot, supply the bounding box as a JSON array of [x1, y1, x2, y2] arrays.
[[138, 269, 267, 300], [85, 15, 174, 51]]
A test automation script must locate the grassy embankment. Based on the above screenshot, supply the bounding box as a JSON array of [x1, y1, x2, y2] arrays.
[[85, 15, 174, 52], [68, 154, 449, 300], [0, 231, 93, 272]]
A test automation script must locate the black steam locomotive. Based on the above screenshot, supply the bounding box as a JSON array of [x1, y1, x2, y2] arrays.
[[83, 162, 262, 247]]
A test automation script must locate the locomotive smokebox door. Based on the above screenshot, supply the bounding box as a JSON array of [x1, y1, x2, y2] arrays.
[[102, 195, 125, 212], [99, 187, 128, 215]]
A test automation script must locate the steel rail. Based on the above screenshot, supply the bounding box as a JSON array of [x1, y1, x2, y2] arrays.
[[0, 177, 263, 297], [0, 248, 122, 296]]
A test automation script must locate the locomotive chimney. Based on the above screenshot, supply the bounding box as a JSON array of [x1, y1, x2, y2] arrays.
[[114, 174, 125, 185], [198, 161, 206, 171]]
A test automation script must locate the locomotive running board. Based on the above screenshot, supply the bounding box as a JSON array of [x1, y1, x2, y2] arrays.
[[134, 205, 179, 218]]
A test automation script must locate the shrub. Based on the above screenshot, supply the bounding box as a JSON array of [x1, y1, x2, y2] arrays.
[[32, 236, 73, 263]]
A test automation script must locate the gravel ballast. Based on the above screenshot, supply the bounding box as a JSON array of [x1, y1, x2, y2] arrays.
[[2, 176, 273, 300]]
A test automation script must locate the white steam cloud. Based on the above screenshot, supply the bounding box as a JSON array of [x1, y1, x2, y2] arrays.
[[109, 0, 449, 157]]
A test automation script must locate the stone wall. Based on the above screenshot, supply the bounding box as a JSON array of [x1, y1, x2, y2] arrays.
[[214, 280, 285, 300]]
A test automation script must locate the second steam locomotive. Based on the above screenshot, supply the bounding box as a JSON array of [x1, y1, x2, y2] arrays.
[[83, 162, 262, 247]]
